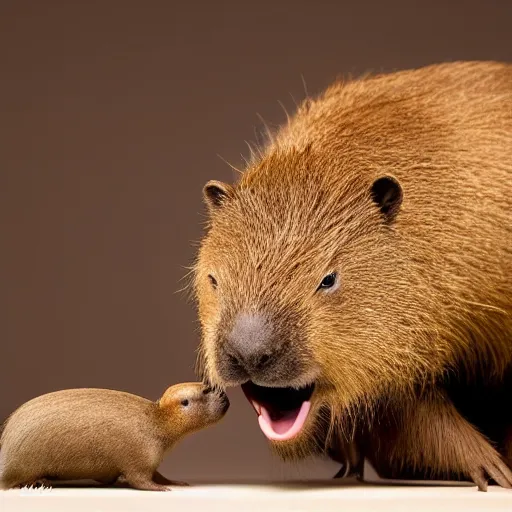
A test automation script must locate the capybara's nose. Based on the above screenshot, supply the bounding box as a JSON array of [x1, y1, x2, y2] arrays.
[[223, 313, 274, 374]]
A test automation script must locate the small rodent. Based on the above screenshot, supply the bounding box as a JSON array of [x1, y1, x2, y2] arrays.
[[0, 383, 229, 491], [193, 61, 512, 491]]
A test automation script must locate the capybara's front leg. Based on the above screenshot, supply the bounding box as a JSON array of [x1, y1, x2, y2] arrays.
[[369, 391, 512, 491], [328, 436, 362, 479]]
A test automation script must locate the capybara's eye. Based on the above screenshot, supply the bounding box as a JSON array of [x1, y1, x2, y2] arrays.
[[181, 399, 189, 407], [208, 274, 218, 289], [317, 272, 337, 291]]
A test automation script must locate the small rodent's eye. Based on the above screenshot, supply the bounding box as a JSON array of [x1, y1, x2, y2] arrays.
[[181, 399, 189, 407], [317, 272, 338, 291], [208, 274, 218, 289]]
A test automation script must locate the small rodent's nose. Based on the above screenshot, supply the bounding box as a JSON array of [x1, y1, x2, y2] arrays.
[[223, 313, 274, 374]]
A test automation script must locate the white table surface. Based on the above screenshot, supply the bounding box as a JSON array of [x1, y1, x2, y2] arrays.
[[2, 479, 512, 512]]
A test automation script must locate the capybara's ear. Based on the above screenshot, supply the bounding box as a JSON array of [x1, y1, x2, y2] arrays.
[[203, 180, 234, 211], [370, 176, 403, 222]]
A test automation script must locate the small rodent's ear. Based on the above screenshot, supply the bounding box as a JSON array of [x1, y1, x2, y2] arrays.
[[203, 180, 234, 212], [370, 175, 403, 222]]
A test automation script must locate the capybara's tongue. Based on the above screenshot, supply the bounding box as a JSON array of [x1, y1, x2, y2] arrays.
[[241, 382, 314, 441], [257, 401, 311, 440]]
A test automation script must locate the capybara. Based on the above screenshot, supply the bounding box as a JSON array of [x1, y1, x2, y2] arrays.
[[193, 61, 512, 491]]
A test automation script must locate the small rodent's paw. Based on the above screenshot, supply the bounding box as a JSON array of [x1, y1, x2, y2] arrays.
[[122, 475, 173, 492], [467, 454, 512, 491], [138, 482, 172, 492], [166, 480, 189, 487], [152, 471, 189, 487]]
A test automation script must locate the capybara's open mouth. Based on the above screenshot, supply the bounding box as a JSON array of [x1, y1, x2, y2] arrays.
[[241, 381, 315, 441]]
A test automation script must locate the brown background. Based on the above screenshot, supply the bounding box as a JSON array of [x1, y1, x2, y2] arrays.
[[1, 0, 511, 482]]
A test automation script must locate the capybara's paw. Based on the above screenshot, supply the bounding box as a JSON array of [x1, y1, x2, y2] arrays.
[[467, 453, 512, 491]]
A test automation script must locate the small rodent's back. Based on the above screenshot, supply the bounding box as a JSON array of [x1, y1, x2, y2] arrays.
[[0, 389, 162, 486]]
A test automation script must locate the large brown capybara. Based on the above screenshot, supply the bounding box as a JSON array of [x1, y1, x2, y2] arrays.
[[193, 61, 512, 491]]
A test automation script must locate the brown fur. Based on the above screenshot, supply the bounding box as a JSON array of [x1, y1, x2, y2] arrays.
[[0, 383, 229, 490], [193, 61, 512, 490]]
